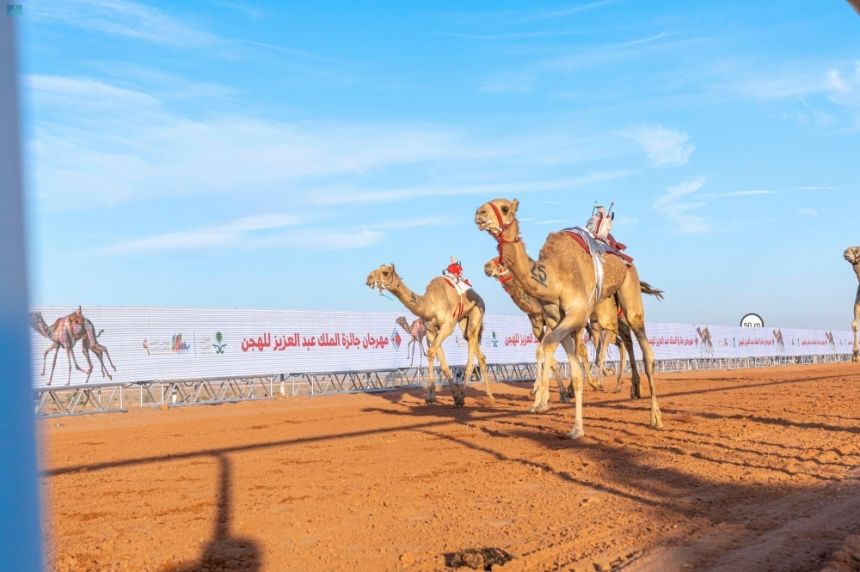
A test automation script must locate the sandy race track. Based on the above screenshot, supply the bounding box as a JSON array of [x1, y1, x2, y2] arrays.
[[42, 363, 860, 571]]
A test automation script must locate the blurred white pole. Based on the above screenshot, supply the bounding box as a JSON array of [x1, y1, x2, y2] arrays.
[[0, 10, 44, 571]]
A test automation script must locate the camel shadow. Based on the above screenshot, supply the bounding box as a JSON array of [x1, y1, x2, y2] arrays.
[[169, 454, 261, 571]]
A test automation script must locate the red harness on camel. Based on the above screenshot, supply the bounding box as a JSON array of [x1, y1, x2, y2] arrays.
[[442, 277, 467, 321]]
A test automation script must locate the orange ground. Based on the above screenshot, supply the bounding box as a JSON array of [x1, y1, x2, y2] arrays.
[[42, 363, 860, 571]]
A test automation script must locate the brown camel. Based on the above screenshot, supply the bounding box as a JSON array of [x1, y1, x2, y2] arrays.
[[484, 257, 597, 399], [843, 246, 860, 362], [475, 198, 662, 438], [486, 257, 663, 395], [30, 307, 116, 386], [395, 316, 428, 366], [367, 264, 493, 407]]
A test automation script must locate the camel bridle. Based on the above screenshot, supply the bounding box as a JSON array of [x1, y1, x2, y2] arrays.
[[493, 258, 514, 284], [484, 202, 522, 262]]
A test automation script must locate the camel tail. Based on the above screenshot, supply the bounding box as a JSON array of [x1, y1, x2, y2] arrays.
[[97, 329, 104, 338], [639, 281, 664, 300]]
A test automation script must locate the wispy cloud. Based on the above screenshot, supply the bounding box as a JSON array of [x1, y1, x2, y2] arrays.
[[102, 213, 321, 255], [654, 177, 710, 234], [308, 171, 630, 207], [796, 208, 818, 219], [703, 190, 776, 198], [625, 124, 694, 167], [101, 214, 453, 255], [32, 0, 220, 47], [28, 74, 633, 211], [728, 59, 860, 128]]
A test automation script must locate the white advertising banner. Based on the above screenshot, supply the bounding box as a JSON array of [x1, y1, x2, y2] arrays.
[[29, 306, 854, 388]]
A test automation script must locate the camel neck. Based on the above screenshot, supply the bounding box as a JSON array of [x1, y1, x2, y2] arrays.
[[498, 221, 552, 301], [853, 263, 860, 283], [389, 280, 430, 318]]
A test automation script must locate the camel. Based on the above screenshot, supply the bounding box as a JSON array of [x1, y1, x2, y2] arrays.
[[367, 264, 493, 407], [773, 329, 785, 354], [696, 326, 714, 356], [395, 316, 428, 366], [30, 307, 116, 386], [843, 246, 860, 362], [475, 198, 662, 438], [484, 257, 597, 397], [486, 257, 663, 395]]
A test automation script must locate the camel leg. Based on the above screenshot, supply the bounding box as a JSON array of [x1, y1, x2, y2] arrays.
[[425, 327, 440, 404], [535, 295, 589, 422], [853, 297, 860, 362], [461, 313, 494, 404], [581, 329, 600, 391], [430, 321, 460, 407], [475, 347, 493, 404], [435, 340, 463, 407], [65, 345, 74, 386], [42, 344, 58, 376], [614, 338, 627, 393], [559, 334, 585, 404], [81, 340, 95, 384], [540, 306, 588, 437], [68, 342, 90, 376], [47, 347, 60, 386], [459, 318, 478, 404], [617, 270, 662, 429], [90, 345, 113, 381], [618, 319, 641, 399]]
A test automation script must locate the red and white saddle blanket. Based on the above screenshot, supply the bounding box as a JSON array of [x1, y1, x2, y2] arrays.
[[442, 274, 472, 296], [442, 275, 472, 320], [562, 227, 633, 265]]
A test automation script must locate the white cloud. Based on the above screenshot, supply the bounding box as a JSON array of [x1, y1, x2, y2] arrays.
[[28, 74, 634, 212], [796, 208, 818, 219], [31, 0, 220, 47], [309, 171, 629, 207], [654, 177, 711, 234], [102, 213, 318, 255], [625, 124, 694, 167], [101, 214, 452, 255], [703, 190, 776, 198]]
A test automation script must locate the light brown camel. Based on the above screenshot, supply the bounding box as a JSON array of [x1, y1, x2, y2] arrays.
[[484, 257, 597, 399], [843, 246, 860, 362], [486, 257, 663, 395], [367, 264, 493, 407], [395, 315, 428, 366], [475, 198, 662, 438]]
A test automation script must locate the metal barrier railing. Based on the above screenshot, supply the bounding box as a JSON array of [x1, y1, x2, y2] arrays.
[[33, 353, 854, 417]]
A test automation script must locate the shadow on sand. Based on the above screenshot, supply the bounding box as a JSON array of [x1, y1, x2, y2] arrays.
[[169, 454, 261, 571]]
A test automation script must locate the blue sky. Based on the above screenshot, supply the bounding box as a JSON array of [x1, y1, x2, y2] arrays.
[[17, 0, 860, 329]]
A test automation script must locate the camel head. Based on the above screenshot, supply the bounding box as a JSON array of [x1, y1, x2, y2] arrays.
[[844, 246, 860, 265], [475, 198, 519, 236], [366, 264, 400, 292], [30, 312, 50, 338], [483, 257, 512, 281]]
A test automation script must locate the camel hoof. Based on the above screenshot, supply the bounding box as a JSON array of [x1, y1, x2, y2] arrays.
[[531, 404, 550, 414], [425, 394, 436, 404], [486, 396, 496, 405], [569, 427, 585, 440], [651, 413, 663, 429], [559, 393, 570, 404]]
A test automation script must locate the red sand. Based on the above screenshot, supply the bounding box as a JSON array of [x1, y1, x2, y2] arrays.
[[41, 363, 860, 571]]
